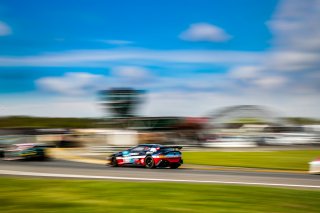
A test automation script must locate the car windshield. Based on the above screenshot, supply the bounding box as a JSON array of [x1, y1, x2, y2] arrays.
[[130, 146, 146, 152]]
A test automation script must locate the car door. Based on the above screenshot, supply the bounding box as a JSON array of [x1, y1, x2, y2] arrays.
[[128, 145, 146, 164]]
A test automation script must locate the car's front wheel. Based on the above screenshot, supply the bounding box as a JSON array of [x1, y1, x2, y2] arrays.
[[145, 156, 155, 169]]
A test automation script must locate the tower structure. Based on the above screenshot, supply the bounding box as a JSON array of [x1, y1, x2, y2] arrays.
[[99, 88, 145, 118]]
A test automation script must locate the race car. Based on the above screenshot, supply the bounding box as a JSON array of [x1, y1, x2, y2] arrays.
[[2, 143, 48, 161], [108, 144, 183, 169]]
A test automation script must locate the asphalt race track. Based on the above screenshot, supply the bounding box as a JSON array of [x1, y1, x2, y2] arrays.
[[0, 159, 319, 189]]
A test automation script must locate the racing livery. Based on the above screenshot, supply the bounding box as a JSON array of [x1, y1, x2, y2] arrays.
[[3, 143, 48, 160], [108, 144, 183, 169]]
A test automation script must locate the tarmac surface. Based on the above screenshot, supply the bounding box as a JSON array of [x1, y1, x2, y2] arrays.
[[0, 158, 320, 189]]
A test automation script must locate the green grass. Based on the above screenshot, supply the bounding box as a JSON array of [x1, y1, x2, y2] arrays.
[[0, 177, 320, 213], [183, 150, 320, 171]]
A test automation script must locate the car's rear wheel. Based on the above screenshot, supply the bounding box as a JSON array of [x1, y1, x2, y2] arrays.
[[145, 156, 155, 169], [110, 156, 118, 167], [170, 163, 181, 169]]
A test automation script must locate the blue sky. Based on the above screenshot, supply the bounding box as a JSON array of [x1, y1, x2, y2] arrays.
[[0, 0, 275, 53], [0, 0, 319, 117]]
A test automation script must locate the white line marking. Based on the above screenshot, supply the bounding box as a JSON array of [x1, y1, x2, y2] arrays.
[[0, 169, 319, 189]]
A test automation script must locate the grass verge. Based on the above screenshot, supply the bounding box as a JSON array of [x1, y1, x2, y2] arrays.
[[0, 177, 320, 213], [183, 150, 320, 171]]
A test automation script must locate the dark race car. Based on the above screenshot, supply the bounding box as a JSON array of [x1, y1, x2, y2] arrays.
[[3, 143, 48, 161], [108, 144, 183, 169]]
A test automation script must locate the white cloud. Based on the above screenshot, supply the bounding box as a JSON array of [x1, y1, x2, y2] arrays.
[[226, 0, 320, 97], [264, 0, 320, 93], [179, 23, 231, 42], [1, 88, 320, 117], [0, 21, 11, 36], [99, 40, 133, 45], [0, 97, 102, 117], [109, 66, 154, 87], [147, 74, 232, 93], [112, 66, 151, 79], [228, 65, 288, 90], [267, 51, 319, 72], [143, 91, 320, 117], [267, 0, 320, 71], [36, 72, 107, 95], [229, 66, 262, 80], [269, 0, 320, 50], [253, 76, 287, 89], [0, 49, 263, 67], [35, 67, 155, 96]]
